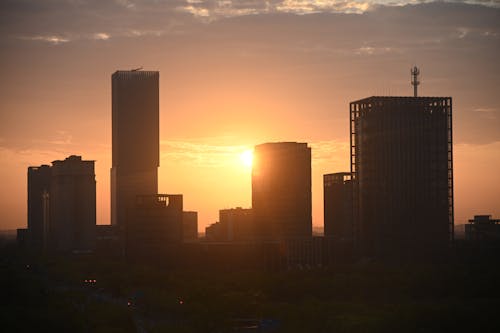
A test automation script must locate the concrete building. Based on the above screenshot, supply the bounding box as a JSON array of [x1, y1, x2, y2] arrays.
[[252, 142, 312, 241], [126, 194, 183, 257], [350, 96, 453, 258], [323, 172, 352, 241], [27, 164, 51, 250], [49, 155, 96, 253], [111, 70, 159, 227], [182, 211, 198, 241]]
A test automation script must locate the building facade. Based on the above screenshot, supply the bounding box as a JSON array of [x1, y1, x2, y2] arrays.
[[323, 172, 352, 241], [252, 142, 312, 241], [111, 70, 159, 226], [126, 194, 183, 257], [182, 211, 198, 242], [49, 156, 96, 253], [350, 96, 453, 258], [27, 164, 51, 250]]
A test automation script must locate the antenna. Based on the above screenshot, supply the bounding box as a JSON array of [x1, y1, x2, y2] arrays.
[[411, 66, 420, 97], [131, 67, 143, 72]]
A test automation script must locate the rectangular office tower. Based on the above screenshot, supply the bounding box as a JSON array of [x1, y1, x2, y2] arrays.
[[111, 70, 159, 226], [323, 172, 352, 241], [252, 142, 312, 240], [50, 156, 96, 253], [350, 97, 453, 258]]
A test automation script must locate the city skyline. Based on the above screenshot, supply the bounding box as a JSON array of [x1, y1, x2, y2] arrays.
[[1, 1, 499, 231]]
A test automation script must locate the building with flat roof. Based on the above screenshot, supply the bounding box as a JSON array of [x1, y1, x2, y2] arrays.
[[323, 172, 352, 241], [126, 194, 183, 257], [111, 70, 159, 227], [252, 142, 312, 241], [350, 96, 453, 258], [182, 211, 198, 242], [49, 155, 96, 253]]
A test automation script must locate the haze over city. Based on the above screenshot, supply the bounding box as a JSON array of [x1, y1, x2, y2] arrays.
[[1, 0, 499, 232]]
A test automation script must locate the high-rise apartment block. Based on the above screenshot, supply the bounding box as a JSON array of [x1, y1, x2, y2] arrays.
[[350, 96, 453, 257], [50, 156, 96, 253], [27, 155, 96, 253], [252, 142, 312, 240], [111, 70, 159, 226]]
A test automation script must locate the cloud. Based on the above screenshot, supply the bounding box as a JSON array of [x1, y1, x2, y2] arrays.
[[473, 107, 497, 119], [93, 32, 110, 40], [19, 35, 70, 44]]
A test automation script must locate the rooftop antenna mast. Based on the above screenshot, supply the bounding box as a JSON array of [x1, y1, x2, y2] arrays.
[[411, 66, 420, 97]]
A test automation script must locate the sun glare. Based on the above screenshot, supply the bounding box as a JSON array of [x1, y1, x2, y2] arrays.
[[240, 149, 253, 168]]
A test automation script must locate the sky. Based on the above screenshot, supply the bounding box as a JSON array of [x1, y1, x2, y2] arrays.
[[0, 0, 499, 231]]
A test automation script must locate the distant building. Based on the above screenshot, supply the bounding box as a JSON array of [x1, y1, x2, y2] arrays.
[[27, 164, 51, 250], [183, 211, 198, 241], [323, 172, 352, 241], [252, 142, 312, 241], [111, 70, 159, 227], [126, 194, 183, 257], [205, 222, 223, 242], [465, 215, 500, 242], [220, 207, 253, 241], [205, 208, 253, 242], [26, 156, 96, 254], [49, 155, 96, 253], [350, 96, 453, 258]]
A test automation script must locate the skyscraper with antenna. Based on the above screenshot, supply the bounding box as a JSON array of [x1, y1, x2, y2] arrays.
[[349, 68, 453, 259]]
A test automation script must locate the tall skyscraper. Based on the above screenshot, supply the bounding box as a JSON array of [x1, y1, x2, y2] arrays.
[[252, 142, 312, 240], [350, 96, 453, 257], [323, 172, 352, 241], [111, 70, 159, 226], [50, 155, 96, 253]]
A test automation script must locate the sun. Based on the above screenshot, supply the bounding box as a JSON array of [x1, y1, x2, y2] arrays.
[[240, 149, 253, 168]]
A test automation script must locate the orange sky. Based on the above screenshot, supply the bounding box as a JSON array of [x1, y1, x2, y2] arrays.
[[0, 1, 499, 231]]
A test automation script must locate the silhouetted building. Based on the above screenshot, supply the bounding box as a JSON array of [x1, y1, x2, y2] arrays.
[[220, 207, 254, 241], [205, 222, 223, 242], [205, 208, 253, 242], [350, 96, 453, 258], [111, 70, 159, 227], [27, 164, 51, 250], [465, 215, 500, 242], [182, 211, 198, 242], [126, 194, 183, 257], [26, 156, 96, 254], [252, 142, 312, 241], [49, 156, 96, 253], [323, 172, 352, 241]]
